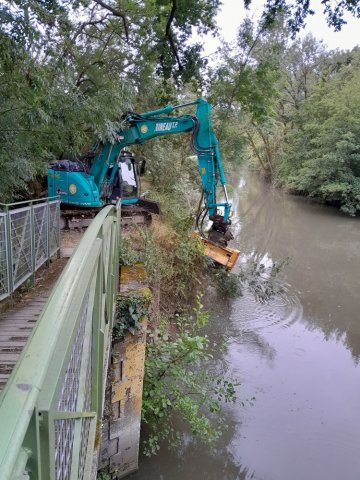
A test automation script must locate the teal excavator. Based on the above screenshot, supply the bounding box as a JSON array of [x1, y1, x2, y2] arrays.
[[48, 98, 239, 269]]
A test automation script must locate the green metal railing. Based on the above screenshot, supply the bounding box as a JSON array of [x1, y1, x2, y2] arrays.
[[0, 197, 61, 301], [0, 204, 121, 480]]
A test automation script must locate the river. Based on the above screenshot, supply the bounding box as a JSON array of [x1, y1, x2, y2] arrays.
[[131, 172, 360, 480]]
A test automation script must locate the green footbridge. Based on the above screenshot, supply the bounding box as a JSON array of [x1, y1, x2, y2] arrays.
[[0, 205, 121, 480]]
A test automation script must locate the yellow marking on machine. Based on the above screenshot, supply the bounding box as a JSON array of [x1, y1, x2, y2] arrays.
[[69, 183, 77, 195]]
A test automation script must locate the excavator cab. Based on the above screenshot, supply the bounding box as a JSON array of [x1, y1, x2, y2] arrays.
[[118, 151, 139, 200], [117, 150, 161, 216], [108, 150, 139, 203]]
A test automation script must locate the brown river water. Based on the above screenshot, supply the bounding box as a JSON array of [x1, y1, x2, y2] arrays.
[[131, 172, 360, 480]]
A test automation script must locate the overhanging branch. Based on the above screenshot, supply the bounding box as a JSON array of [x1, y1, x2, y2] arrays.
[[92, 0, 129, 41], [165, 0, 183, 71]]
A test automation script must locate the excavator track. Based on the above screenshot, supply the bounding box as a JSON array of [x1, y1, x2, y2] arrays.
[[121, 204, 153, 228], [61, 205, 153, 230]]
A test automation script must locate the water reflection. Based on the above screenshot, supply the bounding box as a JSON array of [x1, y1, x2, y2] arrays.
[[131, 409, 250, 480], [235, 173, 360, 361]]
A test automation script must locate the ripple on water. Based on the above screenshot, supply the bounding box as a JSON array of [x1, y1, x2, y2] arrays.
[[230, 282, 303, 334]]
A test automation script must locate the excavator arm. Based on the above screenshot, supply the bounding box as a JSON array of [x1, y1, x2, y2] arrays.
[[90, 98, 234, 246]]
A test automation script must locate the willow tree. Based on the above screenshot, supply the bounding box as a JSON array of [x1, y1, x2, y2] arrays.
[[0, 0, 221, 200]]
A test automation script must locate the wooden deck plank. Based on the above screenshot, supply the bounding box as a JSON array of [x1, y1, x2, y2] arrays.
[[0, 298, 49, 392], [3, 314, 40, 319], [0, 325, 35, 331], [0, 334, 29, 339], [0, 318, 38, 323], [0, 342, 27, 348], [0, 354, 20, 363], [0, 253, 71, 393], [0, 321, 38, 327]]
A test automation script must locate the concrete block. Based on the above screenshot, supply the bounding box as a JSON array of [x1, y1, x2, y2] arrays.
[[111, 400, 121, 420], [101, 437, 119, 461]]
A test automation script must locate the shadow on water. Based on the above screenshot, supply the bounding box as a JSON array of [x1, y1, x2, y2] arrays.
[[131, 419, 253, 480]]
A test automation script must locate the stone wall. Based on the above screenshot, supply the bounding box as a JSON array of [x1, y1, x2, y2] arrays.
[[100, 265, 151, 478]]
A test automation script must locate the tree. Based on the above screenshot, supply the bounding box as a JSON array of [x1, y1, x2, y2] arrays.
[[277, 48, 360, 214], [208, 17, 286, 173], [0, 0, 222, 200], [259, 0, 360, 33]]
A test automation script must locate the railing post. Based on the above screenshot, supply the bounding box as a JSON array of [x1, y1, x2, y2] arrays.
[[57, 200, 61, 259], [92, 238, 105, 419], [46, 198, 50, 267], [5, 206, 13, 299], [30, 201, 36, 287], [114, 200, 121, 309]]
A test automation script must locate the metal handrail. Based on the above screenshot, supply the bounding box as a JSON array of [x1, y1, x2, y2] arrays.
[[0, 196, 59, 209], [0, 197, 61, 300], [0, 204, 121, 479]]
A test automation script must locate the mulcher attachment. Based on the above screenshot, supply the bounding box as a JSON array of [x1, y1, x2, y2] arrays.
[[193, 231, 240, 271]]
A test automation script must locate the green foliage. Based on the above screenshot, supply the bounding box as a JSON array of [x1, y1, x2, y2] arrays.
[[146, 0, 220, 81], [277, 49, 360, 214], [140, 230, 170, 285], [142, 133, 203, 232], [119, 238, 140, 266], [113, 292, 151, 339], [172, 235, 205, 297], [0, 5, 132, 200], [213, 267, 243, 298], [139, 227, 205, 308], [0, 0, 222, 200], [2, 0, 360, 210], [259, 0, 360, 34], [208, 17, 287, 175], [97, 473, 111, 480], [124, 149, 207, 305], [210, 17, 284, 121], [210, 13, 360, 215], [142, 300, 237, 456], [192, 295, 210, 328]]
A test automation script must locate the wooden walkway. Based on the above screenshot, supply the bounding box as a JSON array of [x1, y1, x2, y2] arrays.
[[0, 296, 50, 392], [0, 230, 83, 393]]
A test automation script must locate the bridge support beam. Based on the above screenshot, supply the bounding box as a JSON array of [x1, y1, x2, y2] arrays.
[[100, 264, 151, 478]]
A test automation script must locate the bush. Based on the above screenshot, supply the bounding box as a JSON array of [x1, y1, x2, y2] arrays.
[[142, 300, 238, 456], [113, 291, 151, 339]]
